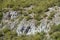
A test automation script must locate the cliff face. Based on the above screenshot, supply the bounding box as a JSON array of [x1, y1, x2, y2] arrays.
[[0, 6, 60, 36]]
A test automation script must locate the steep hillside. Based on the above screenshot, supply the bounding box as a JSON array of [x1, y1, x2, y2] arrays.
[[0, 0, 60, 40]]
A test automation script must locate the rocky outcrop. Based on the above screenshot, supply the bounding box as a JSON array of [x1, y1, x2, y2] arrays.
[[1, 6, 60, 36], [16, 6, 60, 36]]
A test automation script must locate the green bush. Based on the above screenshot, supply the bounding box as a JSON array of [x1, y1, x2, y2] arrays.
[[0, 12, 3, 21], [1, 0, 59, 13], [34, 14, 43, 21], [0, 30, 4, 37], [49, 24, 60, 35], [3, 27, 10, 33], [51, 32, 60, 40], [25, 16, 32, 21], [48, 11, 55, 20]]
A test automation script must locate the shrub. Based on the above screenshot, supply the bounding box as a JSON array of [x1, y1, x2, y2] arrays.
[[3, 27, 10, 33], [51, 32, 60, 40], [0, 12, 3, 21], [34, 14, 43, 21], [25, 16, 33, 21], [0, 30, 4, 37], [48, 11, 55, 20], [49, 24, 60, 35]]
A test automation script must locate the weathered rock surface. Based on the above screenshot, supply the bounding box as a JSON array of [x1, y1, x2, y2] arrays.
[[1, 6, 60, 36]]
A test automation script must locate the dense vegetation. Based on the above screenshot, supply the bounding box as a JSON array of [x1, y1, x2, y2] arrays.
[[49, 24, 60, 40], [0, 27, 46, 40], [0, 0, 60, 40], [0, 0, 60, 21]]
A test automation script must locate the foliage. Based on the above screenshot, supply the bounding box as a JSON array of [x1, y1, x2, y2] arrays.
[[51, 32, 60, 40], [0, 12, 3, 19], [49, 24, 60, 40], [49, 24, 60, 34], [0, 28, 46, 40], [1, 0, 60, 12], [34, 14, 43, 21], [25, 16, 32, 21], [0, 0, 60, 40], [0, 30, 4, 37], [3, 27, 10, 33], [48, 11, 55, 20]]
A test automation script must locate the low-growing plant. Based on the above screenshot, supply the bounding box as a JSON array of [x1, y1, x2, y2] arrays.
[[48, 11, 55, 20]]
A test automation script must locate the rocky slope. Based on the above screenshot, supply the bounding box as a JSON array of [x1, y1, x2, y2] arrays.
[[0, 6, 60, 37]]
